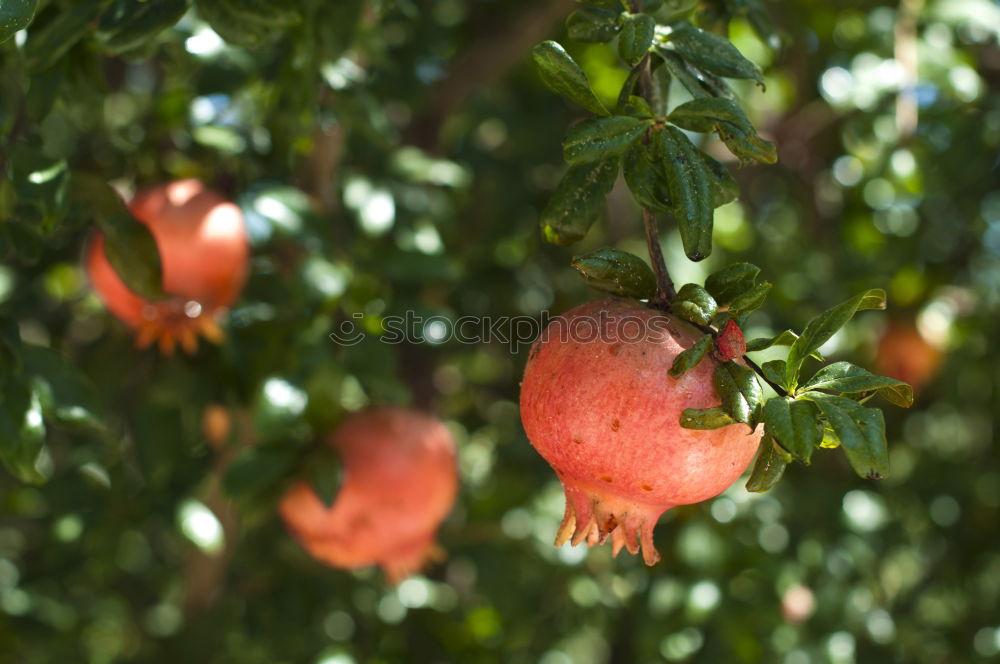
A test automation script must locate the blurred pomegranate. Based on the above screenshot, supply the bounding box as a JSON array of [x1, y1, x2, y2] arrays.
[[86, 179, 249, 354], [520, 298, 761, 565], [279, 407, 458, 584], [874, 320, 942, 396]]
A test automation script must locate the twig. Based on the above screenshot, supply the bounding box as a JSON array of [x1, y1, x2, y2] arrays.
[[641, 208, 676, 304]]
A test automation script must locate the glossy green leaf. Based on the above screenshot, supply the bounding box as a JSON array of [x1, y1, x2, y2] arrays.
[[0, 0, 36, 44], [532, 40, 609, 116], [802, 392, 890, 480], [96, 0, 189, 54], [618, 13, 655, 64], [23, 0, 104, 73], [761, 359, 786, 389], [671, 283, 717, 326], [669, 97, 777, 164], [656, 125, 713, 261], [799, 361, 914, 407], [728, 281, 772, 317], [697, 150, 739, 208], [763, 397, 822, 462], [621, 95, 654, 118], [570, 247, 657, 299], [668, 334, 713, 378], [623, 139, 671, 213], [785, 289, 887, 392], [563, 116, 648, 165], [745, 432, 787, 492], [656, 48, 712, 99], [746, 330, 813, 356], [704, 262, 760, 306], [540, 158, 619, 246], [666, 21, 765, 86], [713, 361, 762, 426], [70, 173, 165, 301], [679, 406, 736, 430], [567, 6, 622, 43]]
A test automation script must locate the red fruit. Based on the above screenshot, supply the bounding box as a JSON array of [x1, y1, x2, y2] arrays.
[[874, 320, 942, 396], [519, 298, 761, 565], [279, 408, 458, 584], [85, 179, 249, 354]]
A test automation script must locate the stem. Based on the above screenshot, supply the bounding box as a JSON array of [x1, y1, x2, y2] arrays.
[[642, 208, 676, 304], [687, 319, 789, 398]]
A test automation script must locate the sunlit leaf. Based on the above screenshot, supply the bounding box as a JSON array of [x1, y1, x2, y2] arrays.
[[570, 247, 657, 299], [532, 40, 609, 116], [540, 158, 619, 245]]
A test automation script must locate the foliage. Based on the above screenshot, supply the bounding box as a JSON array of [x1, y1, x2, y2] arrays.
[[0, 0, 998, 662]]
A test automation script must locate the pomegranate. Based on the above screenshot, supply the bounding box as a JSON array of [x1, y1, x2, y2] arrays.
[[874, 320, 942, 396], [279, 407, 458, 584], [85, 179, 249, 354], [519, 298, 761, 565]]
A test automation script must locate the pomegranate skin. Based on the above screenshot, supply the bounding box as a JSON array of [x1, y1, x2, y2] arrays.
[[279, 408, 458, 584], [85, 179, 249, 354], [520, 298, 761, 565]]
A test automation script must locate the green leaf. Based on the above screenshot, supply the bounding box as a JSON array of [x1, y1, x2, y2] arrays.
[[760, 359, 786, 389], [305, 446, 342, 508], [570, 247, 657, 299], [0, 376, 48, 484], [657, 48, 712, 99], [713, 361, 762, 426], [567, 6, 622, 43], [540, 158, 619, 246], [618, 13, 655, 64], [728, 281, 771, 318], [745, 330, 824, 362], [223, 446, 298, 498], [799, 361, 914, 408], [763, 397, 822, 463], [697, 150, 739, 208], [669, 97, 777, 165], [22, 345, 105, 431], [666, 21, 765, 86], [23, 0, 105, 73], [96, 0, 189, 55], [679, 406, 736, 430], [563, 116, 648, 165], [195, 0, 272, 48], [802, 393, 890, 480], [623, 139, 671, 213], [621, 95, 654, 119], [671, 283, 717, 326], [532, 40, 609, 116], [0, 0, 37, 44], [745, 432, 787, 492], [668, 334, 713, 378], [785, 289, 887, 392], [71, 173, 165, 300], [655, 126, 713, 261], [704, 262, 760, 306], [218, 0, 299, 26]]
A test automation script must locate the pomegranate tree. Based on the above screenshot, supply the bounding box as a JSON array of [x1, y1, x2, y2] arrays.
[[86, 179, 249, 354], [279, 407, 458, 583], [520, 298, 761, 565]]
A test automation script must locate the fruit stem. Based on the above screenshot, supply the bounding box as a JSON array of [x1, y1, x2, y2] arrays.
[[688, 319, 790, 397], [642, 207, 676, 305]]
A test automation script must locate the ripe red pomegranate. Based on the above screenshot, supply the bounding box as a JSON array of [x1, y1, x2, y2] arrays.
[[279, 407, 458, 584], [874, 320, 942, 396], [520, 298, 762, 565], [85, 179, 249, 354]]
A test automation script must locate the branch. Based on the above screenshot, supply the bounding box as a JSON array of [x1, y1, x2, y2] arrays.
[[641, 208, 676, 304]]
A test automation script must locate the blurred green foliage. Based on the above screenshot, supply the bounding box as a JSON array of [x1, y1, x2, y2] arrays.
[[0, 0, 999, 663]]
